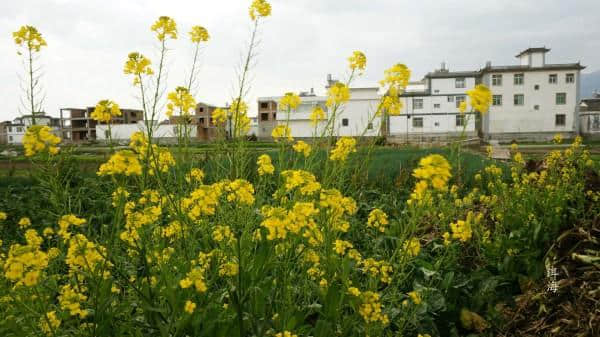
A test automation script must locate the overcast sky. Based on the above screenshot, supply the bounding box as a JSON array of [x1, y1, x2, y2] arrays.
[[1, 0, 599, 121]]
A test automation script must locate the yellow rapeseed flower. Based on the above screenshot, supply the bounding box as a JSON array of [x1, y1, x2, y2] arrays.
[[23, 125, 61, 157], [124, 52, 153, 85], [330, 137, 356, 161], [348, 50, 367, 72], [166, 86, 196, 118], [257, 154, 275, 175], [189, 25, 209, 43], [466, 84, 492, 114], [274, 331, 298, 337], [13, 25, 46, 52], [279, 92, 301, 111], [91, 99, 121, 123], [367, 208, 389, 232], [97, 150, 142, 176], [249, 0, 272, 20], [326, 82, 350, 108], [212, 108, 227, 125], [292, 140, 311, 157], [403, 237, 420, 256], [309, 106, 326, 126], [184, 300, 196, 313], [39, 311, 61, 335], [18, 217, 31, 229], [151, 16, 177, 41], [272, 125, 293, 142]]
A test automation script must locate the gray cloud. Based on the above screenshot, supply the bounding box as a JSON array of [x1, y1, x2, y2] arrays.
[[1, 0, 598, 121]]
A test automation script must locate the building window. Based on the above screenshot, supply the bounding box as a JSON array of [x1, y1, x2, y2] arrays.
[[342, 118, 349, 127], [549, 74, 557, 84], [199, 107, 204, 113], [492, 95, 502, 106], [9, 136, 13, 141], [534, 105, 540, 110], [514, 94, 524, 106], [17, 127, 23, 132], [447, 96, 454, 102], [455, 96, 466, 108], [367, 122, 373, 130], [434, 89, 440, 94], [492, 74, 502, 86], [104, 130, 110, 138], [260, 113, 269, 121], [273, 113, 277, 120], [514, 73, 524, 85], [555, 114, 566, 126], [456, 115, 466, 127], [534, 84, 540, 90], [413, 99, 423, 109], [131, 112, 137, 117], [434, 103, 440, 109], [199, 117, 205, 124], [455, 77, 465, 88], [412, 117, 423, 128], [556, 93, 566, 105], [260, 102, 268, 109], [8, 127, 12, 132], [566, 73, 574, 83], [434, 122, 439, 127]]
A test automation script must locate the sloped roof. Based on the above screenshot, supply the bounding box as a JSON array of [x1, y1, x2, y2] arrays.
[[516, 47, 550, 57]]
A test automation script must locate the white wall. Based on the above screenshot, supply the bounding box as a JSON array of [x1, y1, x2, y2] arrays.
[[482, 70, 579, 135], [389, 113, 475, 135], [96, 122, 197, 141]]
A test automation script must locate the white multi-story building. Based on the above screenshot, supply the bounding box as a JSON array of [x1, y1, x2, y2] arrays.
[[258, 81, 381, 139], [0, 114, 61, 145], [580, 92, 600, 138], [388, 67, 478, 141], [481, 47, 584, 141]]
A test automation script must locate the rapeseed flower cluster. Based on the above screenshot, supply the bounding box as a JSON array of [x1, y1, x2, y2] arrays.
[[361, 258, 393, 284], [466, 84, 492, 114], [151, 16, 178, 41], [230, 99, 251, 135], [58, 284, 88, 318], [326, 82, 350, 108], [292, 140, 311, 157], [403, 237, 421, 257], [91, 99, 121, 123], [330, 137, 357, 161], [309, 106, 326, 126], [212, 108, 227, 125], [13, 25, 46, 51], [249, 0, 272, 20], [181, 184, 222, 220], [185, 168, 205, 183], [257, 154, 275, 175], [275, 331, 298, 337], [280, 170, 321, 196], [57, 214, 86, 241], [3, 229, 49, 287], [359, 291, 389, 325], [224, 179, 255, 205], [66, 234, 111, 276], [23, 125, 61, 157], [410, 154, 452, 203], [39, 311, 61, 335], [123, 52, 153, 85], [166, 86, 196, 118], [189, 25, 209, 43], [367, 208, 389, 232], [272, 125, 293, 142], [97, 150, 142, 176], [279, 92, 301, 111], [348, 50, 367, 72]]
